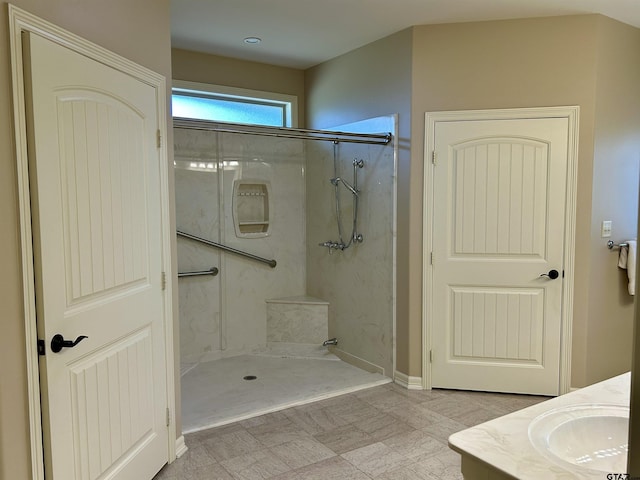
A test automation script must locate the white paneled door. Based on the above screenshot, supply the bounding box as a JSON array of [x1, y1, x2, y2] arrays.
[[430, 116, 569, 396], [24, 33, 169, 479]]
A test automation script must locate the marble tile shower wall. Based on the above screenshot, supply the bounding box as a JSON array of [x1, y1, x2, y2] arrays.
[[306, 116, 396, 376], [174, 128, 306, 365]]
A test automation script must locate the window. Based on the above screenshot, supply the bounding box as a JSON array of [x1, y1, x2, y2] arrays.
[[172, 80, 296, 127]]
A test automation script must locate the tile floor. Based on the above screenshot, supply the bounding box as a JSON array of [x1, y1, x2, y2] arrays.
[[155, 382, 548, 479]]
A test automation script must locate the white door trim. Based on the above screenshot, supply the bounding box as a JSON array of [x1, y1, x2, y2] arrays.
[[422, 106, 579, 395], [8, 5, 177, 479]]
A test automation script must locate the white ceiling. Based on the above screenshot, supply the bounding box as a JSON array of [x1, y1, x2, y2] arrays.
[[171, 0, 640, 69]]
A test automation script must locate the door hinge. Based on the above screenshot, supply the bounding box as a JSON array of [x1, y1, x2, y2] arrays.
[[37, 339, 46, 356], [161, 271, 166, 290], [429, 350, 433, 363], [166, 408, 171, 427], [431, 151, 436, 165], [157, 129, 162, 148], [430, 252, 433, 265]]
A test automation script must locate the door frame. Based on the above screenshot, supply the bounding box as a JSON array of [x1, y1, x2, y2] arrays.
[[8, 6, 178, 479], [422, 106, 580, 395]]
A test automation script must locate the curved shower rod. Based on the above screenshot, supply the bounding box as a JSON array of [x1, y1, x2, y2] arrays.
[[173, 118, 392, 145]]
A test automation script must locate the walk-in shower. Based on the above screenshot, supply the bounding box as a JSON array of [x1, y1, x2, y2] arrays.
[[173, 115, 396, 432]]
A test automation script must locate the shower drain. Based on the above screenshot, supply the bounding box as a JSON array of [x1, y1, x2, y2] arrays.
[[243, 375, 257, 380]]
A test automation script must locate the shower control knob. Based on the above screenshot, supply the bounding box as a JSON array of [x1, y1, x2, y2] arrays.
[[539, 269, 559, 280]]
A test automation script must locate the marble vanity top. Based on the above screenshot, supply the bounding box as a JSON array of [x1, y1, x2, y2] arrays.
[[448, 372, 631, 479]]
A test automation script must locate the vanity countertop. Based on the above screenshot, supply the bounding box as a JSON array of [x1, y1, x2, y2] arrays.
[[448, 372, 630, 479]]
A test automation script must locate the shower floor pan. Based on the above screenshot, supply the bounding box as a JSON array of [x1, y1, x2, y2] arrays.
[[181, 354, 390, 433]]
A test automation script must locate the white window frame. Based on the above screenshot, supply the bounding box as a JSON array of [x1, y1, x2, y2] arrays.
[[172, 80, 298, 127]]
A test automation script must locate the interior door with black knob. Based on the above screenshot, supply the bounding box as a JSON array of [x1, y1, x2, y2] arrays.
[[25, 31, 169, 480], [430, 113, 569, 396]]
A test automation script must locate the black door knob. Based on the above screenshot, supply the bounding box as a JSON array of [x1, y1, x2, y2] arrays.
[[540, 269, 560, 280], [50, 334, 88, 353]]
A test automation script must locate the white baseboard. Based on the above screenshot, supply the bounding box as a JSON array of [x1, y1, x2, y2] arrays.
[[394, 371, 423, 390], [175, 435, 188, 458]]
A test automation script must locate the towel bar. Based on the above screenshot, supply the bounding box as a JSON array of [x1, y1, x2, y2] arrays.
[[607, 240, 629, 250]]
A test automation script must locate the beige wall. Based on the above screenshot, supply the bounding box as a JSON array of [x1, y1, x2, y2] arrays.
[[306, 15, 640, 387], [171, 48, 306, 127], [587, 17, 640, 384], [304, 28, 413, 373], [0, 1, 173, 479], [412, 15, 640, 385], [411, 15, 601, 385]]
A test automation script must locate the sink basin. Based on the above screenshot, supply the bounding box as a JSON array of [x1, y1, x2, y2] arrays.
[[528, 404, 629, 474]]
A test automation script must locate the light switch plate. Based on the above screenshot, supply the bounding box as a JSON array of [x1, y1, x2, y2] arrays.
[[602, 220, 612, 238]]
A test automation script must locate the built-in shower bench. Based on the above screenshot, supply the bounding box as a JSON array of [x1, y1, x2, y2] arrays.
[[265, 295, 329, 346]]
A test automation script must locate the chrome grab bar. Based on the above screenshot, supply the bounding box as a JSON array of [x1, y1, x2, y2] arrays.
[[607, 240, 629, 250], [178, 267, 219, 278], [177, 230, 277, 268]]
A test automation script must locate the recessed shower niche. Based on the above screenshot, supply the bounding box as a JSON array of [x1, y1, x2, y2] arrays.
[[232, 180, 271, 237]]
